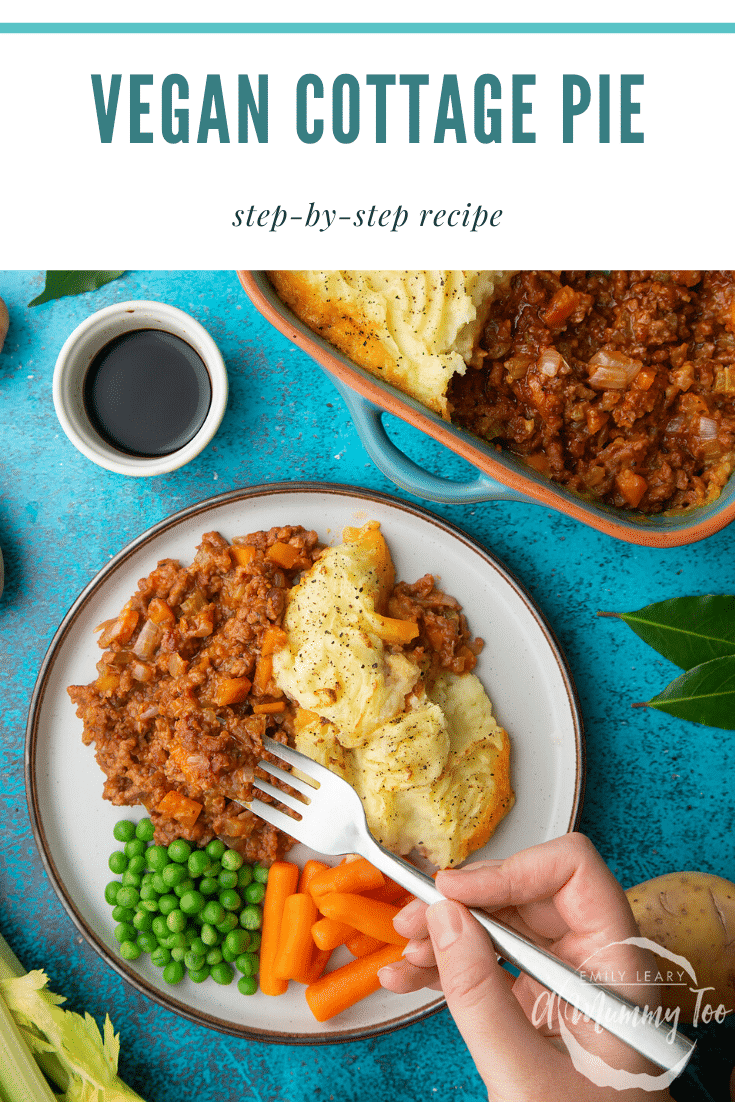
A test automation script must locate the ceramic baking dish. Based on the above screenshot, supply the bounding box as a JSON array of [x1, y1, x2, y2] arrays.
[[237, 270, 735, 547]]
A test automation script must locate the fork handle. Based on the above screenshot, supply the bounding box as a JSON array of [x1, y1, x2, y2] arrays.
[[361, 838, 694, 1075]]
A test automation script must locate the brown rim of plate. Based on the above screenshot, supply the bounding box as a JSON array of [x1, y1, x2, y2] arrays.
[[237, 270, 735, 549], [25, 482, 585, 1044]]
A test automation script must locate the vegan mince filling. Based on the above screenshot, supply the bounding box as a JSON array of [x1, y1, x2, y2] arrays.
[[68, 528, 482, 862], [448, 271, 735, 514]]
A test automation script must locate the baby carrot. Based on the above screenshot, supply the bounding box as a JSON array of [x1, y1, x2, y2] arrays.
[[311, 916, 356, 952], [273, 893, 318, 981], [299, 947, 333, 985], [259, 861, 300, 995], [317, 893, 408, 947], [308, 858, 384, 899], [305, 944, 404, 1022], [362, 879, 412, 905], [344, 931, 385, 958], [298, 859, 330, 895]]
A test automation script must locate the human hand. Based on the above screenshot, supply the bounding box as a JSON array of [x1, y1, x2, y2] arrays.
[[379, 833, 675, 1102]]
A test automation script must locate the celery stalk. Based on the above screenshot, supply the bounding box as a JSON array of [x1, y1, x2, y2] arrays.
[[0, 929, 145, 1101]]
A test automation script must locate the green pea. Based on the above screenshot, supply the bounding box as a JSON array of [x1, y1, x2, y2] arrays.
[[162, 960, 185, 984], [199, 877, 219, 896], [119, 940, 142, 961], [166, 909, 187, 933], [111, 905, 135, 923], [211, 962, 234, 986], [174, 878, 196, 899], [146, 845, 169, 872], [206, 839, 225, 860], [136, 931, 158, 954], [166, 932, 188, 950], [189, 937, 207, 956], [248, 932, 261, 952], [168, 839, 192, 864], [116, 886, 140, 909], [244, 883, 265, 905], [237, 975, 258, 996], [224, 929, 250, 956], [205, 947, 223, 967], [219, 889, 241, 912], [187, 850, 209, 878], [108, 851, 128, 875], [132, 910, 153, 932], [162, 863, 187, 888], [237, 866, 253, 889], [114, 922, 137, 943], [201, 901, 225, 926], [221, 946, 237, 963], [104, 881, 121, 906], [151, 915, 169, 939], [239, 905, 262, 931], [158, 894, 179, 916], [200, 923, 220, 947], [252, 863, 269, 884], [184, 950, 206, 971], [135, 818, 155, 841], [216, 914, 239, 936], [150, 946, 171, 967], [127, 854, 147, 876], [171, 946, 186, 963], [235, 952, 259, 977], [121, 870, 142, 889], [125, 838, 147, 859], [221, 849, 244, 872], [139, 899, 159, 913], [151, 873, 168, 894], [113, 820, 136, 843], [188, 966, 210, 984], [179, 890, 205, 916], [183, 927, 198, 947], [139, 882, 159, 902], [218, 869, 238, 891]]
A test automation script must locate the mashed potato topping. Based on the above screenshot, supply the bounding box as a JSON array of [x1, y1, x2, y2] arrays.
[[272, 523, 514, 868], [267, 270, 515, 418]]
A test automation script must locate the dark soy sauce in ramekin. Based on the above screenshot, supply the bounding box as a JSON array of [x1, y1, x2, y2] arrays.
[[83, 328, 212, 457]]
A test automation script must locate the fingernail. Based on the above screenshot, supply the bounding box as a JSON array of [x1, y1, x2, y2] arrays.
[[402, 939, 424, 960], [378, 965, 400, 985], [397, 898, 424, 923], [427, 900, 463, 950]]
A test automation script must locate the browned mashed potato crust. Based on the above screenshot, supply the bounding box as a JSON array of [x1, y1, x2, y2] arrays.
[[68, 528, 485, 861]]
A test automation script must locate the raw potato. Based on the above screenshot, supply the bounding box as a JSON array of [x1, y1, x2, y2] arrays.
[[626, 871, 735, 1022], [0, 296, 8, 354]]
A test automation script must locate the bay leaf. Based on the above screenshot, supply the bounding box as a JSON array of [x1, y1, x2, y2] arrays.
[[29, 271, 125, 307], [599, 595, 735, 669], [644, 655, 735, 729]]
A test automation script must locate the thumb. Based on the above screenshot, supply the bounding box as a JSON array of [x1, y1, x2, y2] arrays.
[[426, 899, 560, 1093]]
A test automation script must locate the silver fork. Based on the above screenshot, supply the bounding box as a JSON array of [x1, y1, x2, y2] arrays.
[[248, 736, 694, 1074]]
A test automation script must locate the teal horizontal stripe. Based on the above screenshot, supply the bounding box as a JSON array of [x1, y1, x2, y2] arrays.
[[0, 21, 734, 32]]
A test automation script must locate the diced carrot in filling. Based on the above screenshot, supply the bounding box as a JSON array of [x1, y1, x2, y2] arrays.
[[266, 542, 301, 569], [231, 544, 257, 566], [155, 789, 203, 829], [214, 676, 253, 706], [616, 469, 648, 509]]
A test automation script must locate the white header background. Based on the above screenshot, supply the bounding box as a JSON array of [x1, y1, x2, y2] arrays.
[[1, 23, 732, 266]]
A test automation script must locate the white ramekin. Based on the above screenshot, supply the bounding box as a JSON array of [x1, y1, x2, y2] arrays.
[[52, 300, 228, 477]]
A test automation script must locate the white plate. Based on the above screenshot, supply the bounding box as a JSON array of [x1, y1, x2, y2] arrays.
[[26, 483, 584, 1043]]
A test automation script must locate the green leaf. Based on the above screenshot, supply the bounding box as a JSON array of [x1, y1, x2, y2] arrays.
[[599, 595, 735, 669], [644, 655, 735, 729], [28, 271, 125, 307]]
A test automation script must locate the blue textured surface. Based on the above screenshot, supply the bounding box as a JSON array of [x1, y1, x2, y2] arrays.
[[0, 269, 733, 1102]]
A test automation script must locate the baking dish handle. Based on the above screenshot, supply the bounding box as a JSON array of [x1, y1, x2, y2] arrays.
[[334, 382, 535, 506]]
